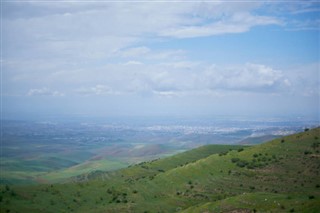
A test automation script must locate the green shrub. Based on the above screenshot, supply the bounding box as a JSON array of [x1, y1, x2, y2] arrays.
[[10, 191, 16, 197], [304, 150, 312, 155], [236, 160, 248, 168], [311, 142, 319, 149], [219, 151, 228, 156], [231, 158, 240, 163], [309, 195, 315, 199], [247, 164, 255, 169]]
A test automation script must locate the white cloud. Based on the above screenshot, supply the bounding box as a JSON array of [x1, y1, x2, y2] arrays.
[[75, 85, 119, 96], [152, 90, 183, 98], [60, 62, 290, 98], [116, 46, 186, 61], [283, 63, 320, 97], [199, 63, 287, 93], [2, 1, 286, 100], [124, 60, 143, 65], [286, 19, 320, 31], [160, 13, 281, 38], [148, 50, 186, 60], [2, 1, 281, 62], [27, 88, 64, 97], [283, 79, 291, 86], [117, 46, 150, 58], [160, 61, 200, 69], [8, 55, 304, 99], [3, 1, 318, 106]]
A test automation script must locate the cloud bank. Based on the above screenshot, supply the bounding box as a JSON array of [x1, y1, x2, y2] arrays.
[[2, 1, 319, 118]]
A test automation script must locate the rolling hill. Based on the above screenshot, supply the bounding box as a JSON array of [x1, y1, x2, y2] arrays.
[[0, 128, 319, 213]]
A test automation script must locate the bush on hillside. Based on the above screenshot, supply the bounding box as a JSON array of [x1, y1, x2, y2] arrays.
[[231, 158, 240, 163], [236, 160, 249, 168]]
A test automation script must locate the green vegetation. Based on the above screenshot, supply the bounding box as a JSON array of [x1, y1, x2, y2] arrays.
[[0, 157, 129, 184], [1, 128, 319, 212], [0, 143, 181, 184]]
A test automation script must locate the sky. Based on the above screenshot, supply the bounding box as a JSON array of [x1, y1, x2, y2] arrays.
[[1, 0, 320, 121]]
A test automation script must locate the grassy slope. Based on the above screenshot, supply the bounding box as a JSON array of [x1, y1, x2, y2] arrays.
[[40, 159, 129, 183], [0, 158, 129, 185], [77, 144, 244, 182], [1, 129, 319, 213], [0, 150, 94, 184], [182, 192, 320, 213], [1, 143, 180, 185]]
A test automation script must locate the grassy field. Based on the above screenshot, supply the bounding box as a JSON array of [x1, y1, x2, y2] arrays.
[[0, 128, 319, 212], [0, 143, 184, 184]]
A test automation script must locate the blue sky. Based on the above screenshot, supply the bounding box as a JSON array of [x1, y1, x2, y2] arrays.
[[1, 1, 319, 120]]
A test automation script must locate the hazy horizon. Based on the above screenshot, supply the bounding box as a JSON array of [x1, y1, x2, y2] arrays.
[[1, 1, 319, 121]]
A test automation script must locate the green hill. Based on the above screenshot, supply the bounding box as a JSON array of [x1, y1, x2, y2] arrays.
[[1, 128, 319, 213], [72, 144, 245, 182]]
